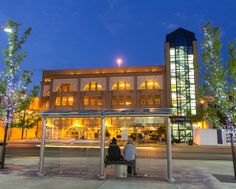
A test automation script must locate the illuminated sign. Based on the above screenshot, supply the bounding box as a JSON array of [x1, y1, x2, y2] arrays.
[[170, 116, 189, 123]]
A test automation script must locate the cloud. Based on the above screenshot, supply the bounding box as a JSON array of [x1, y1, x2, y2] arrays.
[[174, 12, 187, 20], [165, 23, 179, 30]]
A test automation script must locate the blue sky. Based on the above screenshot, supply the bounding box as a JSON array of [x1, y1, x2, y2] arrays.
[[0, 0, 236, 86]]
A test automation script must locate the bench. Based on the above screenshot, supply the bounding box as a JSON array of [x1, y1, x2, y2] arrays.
[[105, 160, 134, 167], [105, 160, 135, 178]]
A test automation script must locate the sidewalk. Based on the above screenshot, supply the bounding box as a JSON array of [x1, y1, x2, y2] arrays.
[[0, 157, 235, 189], [7, 139, 232, 148]]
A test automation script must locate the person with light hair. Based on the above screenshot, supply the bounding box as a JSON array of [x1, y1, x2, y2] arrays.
[[123, 139, 137, 175]]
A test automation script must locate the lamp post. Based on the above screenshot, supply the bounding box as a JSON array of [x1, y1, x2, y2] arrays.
[[116, 58, 123, 68], [0, 25, 12, 34], [3, 27, 12, 33], [200, 99, 205, 128]]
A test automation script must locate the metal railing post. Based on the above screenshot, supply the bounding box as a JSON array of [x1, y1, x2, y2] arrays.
[[166, 117, 175, 182], [98, 116, 106, 179], [39, 118, 46, 175]]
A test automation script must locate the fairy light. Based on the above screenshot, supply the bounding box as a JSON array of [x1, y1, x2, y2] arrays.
[[0, 22, 30, 126]]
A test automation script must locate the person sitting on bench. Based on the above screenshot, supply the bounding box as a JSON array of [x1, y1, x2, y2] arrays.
[[107, 138, 123, 161], [124, 139, 137, 175]]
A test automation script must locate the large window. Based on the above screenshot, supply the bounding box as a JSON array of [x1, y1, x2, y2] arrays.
[[140, 80, 160, 90], [112, 95, 132, 106], [55, 97, 60, 106], [141, 95, 160, 106], [112, 81, 131, 90], [62, 97, 67, 106], [84, 82, 103, 91], [68, 96, 74, 105], [83, 95, 103, 106], [97, 96, 103, 105], [55, 96, 74, 106], [84, 96, 89, 105], [90, 96, 96, 105], [57, 83, 74, 92]]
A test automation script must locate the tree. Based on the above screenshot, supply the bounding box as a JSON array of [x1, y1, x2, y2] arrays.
[[0, 19, 36, 168], [11, 87, 41, 139], [200, 22, 236, 178], [186, 106, 205, 123]]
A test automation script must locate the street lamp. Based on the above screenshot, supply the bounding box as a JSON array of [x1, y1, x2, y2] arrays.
[[0, 25, 12, 33], [4, 27, 12, 33], [116, 58, 123, 68], [200, 99, 205, 128]]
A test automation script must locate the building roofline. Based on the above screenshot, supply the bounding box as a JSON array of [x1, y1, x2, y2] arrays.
[[166, 27, 196, 42], [43, 65, 165, 77]]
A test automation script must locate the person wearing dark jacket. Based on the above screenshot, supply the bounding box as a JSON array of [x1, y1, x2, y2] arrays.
[[107, 138, 123, 161]]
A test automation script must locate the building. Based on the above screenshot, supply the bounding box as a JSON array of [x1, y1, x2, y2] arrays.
[[165, 28, 199, 141], [40, 28, 200, 142]]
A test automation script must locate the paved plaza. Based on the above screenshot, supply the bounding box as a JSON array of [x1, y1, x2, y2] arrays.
[[0, 156, 235, 189]]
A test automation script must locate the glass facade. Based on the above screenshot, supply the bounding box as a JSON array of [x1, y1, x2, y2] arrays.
[[167, 28, 197, 142], [170, 45, 196, 115], [45, 117, 165, 141]]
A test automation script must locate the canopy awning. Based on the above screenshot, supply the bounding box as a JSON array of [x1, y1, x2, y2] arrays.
[[41, 108, 174, 118], [39, 108, 175, 182]]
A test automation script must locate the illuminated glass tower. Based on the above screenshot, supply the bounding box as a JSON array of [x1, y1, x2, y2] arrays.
[[165, 28, 198, 141]]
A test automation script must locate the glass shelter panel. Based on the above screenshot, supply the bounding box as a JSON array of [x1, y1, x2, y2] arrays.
[[43, 114, 169, 178], [44, 117, 101, 177]]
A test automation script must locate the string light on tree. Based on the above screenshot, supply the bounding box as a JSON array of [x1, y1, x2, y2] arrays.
[[0, 19, 38, 169], [201, 22, 236, 178]]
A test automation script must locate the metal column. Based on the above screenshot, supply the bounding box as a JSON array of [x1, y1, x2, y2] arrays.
[[98, 116, 106, 179], [166, 117, 175, 182], [39, 118, 46, 175]]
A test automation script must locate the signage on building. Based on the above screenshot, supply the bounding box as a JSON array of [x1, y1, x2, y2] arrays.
[[170, 116, 189, 123]]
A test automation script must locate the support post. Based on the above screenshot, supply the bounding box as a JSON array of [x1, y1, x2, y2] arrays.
[[230, 133, 236, 179], [166, 117, 175, 182], [98, 116, 106, 179], [39, 118, 46, 175]]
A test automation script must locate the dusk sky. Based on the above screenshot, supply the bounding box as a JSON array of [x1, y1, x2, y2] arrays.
[[0, 0, 236, 86]]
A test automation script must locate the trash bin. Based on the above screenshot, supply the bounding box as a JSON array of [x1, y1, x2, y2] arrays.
[[115, 164, 127, 178], [188, 140, 193, 146]]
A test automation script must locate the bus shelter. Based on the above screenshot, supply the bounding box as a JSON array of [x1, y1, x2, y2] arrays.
[[39, 108, 175, 182]]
